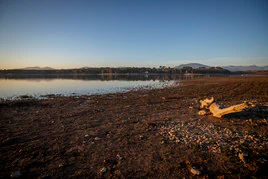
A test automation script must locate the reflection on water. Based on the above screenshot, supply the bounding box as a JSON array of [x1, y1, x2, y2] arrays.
[[0, 74, 205, 99]]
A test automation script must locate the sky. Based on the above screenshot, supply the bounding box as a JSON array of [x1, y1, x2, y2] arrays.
[[0, 0, 267, 69]]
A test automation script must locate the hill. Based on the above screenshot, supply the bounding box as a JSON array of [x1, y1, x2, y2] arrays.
[[174, 63, 210, 69], [20, 66, 55, 70], [174, 63, 268, 72], [221, 65, 268, 72]]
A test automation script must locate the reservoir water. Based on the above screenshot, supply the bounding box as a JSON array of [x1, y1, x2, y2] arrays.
[[0, 74, 197, 100]]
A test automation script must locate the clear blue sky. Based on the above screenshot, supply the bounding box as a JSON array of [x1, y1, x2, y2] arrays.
[[0, 0, 267, 69]]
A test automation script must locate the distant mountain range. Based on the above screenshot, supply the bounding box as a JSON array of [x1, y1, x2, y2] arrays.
[[174, 63, 268, 71], [12, 64, 268, 72], [174, 63, 210, 69], [221, 65, 268, 71], [80, 66, 92, 69], [20, 66, 55, 70]]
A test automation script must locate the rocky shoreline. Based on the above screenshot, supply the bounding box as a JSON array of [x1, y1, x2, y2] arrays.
[[0, 77, 267, 178]]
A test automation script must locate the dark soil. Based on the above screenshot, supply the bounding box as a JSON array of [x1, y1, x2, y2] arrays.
[[0, 77, 267, 178]]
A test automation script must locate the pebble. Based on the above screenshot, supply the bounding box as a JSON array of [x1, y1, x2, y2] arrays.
[[198, 110, 207, 116], [158, 119, 267, 156], [10, 171, 21, 178], [190, 167, 201, 175], [100, 167, 107, 173], [117, 154, 123, 160], [238, 153, 247, 163], [95, 137, 101, 141]]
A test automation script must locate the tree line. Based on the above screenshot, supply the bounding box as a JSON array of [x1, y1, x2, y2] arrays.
[[0, 66, 231, 75]]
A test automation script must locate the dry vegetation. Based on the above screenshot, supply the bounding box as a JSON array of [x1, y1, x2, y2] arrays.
[[0, 77, 267, 178]]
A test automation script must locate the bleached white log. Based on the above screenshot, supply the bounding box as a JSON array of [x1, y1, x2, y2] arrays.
[[209, 102, 251, 118], [199, 97, 214, 109]]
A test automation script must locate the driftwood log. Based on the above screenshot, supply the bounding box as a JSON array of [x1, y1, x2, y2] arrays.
[[199, 97, 214, 109], [199, 98, 254, 118]]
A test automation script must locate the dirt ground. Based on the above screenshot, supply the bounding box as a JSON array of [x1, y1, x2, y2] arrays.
[[0, 76, 267, 178]]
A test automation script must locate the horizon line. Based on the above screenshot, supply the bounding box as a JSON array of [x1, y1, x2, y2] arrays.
[[1, 63, 268, 70]]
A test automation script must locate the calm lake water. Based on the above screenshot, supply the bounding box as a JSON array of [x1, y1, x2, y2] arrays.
[[0, 74, 202, 100]]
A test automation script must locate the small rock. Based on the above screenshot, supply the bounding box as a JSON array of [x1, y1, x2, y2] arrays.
[[100, 167, 107, 173], [85, 134, 89, 138], [261, 158, 267, 163], [238, 153, 247, 163], [198, 110, 207, 116], [10, 171, 21, 178], [190, 167, 201, 175], [95, 137, 101, 141], [59, 163, 64, 167], [117, 154, 123, 160], [240, 139, 245, 144]]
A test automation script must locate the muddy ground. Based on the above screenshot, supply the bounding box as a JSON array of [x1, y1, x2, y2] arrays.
[[0, 77, 268, 178]]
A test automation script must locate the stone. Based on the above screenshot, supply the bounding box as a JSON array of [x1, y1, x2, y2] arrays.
[[117, 154, 123, 160], [190, 167, 201, 175], [95, 137, 101, 141], [100, 167, 107, 173], [238, 153, 247, 163], [10, 171, 21, 178], [198, 110, 207, 116]]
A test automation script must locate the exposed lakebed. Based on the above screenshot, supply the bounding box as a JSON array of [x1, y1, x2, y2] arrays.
[[0, 77, 267, 178]]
